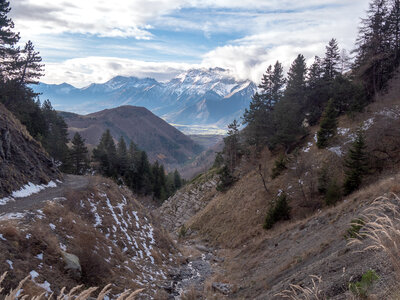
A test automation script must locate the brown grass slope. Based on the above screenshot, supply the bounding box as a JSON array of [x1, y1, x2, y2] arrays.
[[183, 72, 400, 298], [59, 106, 203, 168], [0, 176, 177, 299], [0, 103, 60, 198]]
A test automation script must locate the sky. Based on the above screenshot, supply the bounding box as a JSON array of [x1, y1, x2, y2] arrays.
[[9, 0, 370, 87]]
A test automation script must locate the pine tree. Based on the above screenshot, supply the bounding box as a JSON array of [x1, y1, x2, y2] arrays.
[[323, 38, 341, 80], [343, 129, 369, 195], [354, 0, 391, 95], [0, 0, 19, 81], [317, 99, 338, 148], [223, 119, 240, 171], [271, 54, 307, 150], [69, 132, 89, 175], [173, 169, 182, 190], [93, 129, 117, 178], [306, 56, 330, 125], [15, 40, 44, 84], [243, 61, 284, 148], [116, 136, 128, 176]]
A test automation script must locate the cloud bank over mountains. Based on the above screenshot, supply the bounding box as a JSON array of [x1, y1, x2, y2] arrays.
[[10, 0, 369, 87]]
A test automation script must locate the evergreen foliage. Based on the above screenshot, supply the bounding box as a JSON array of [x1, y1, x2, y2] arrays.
[[323, 38, 341, 80], [317, 99, 338, 148], [271, 155, 287, 179], [92, 131, 183, 201], [354, 0, 400, 95], [223, 119, 241, 171], [264, 192, 291, 230], [68, 133, 89, 175], [324, 180, 342, 206], [343, 129, 369, 195], [0, 1, 70, 167], [216, 165, 236, 192]]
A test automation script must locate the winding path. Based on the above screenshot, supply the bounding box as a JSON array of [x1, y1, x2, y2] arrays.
[[0, 174, 90, 215]]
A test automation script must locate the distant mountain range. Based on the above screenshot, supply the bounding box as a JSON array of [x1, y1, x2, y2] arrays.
[[59, 106, 203, 169], [34, 68, 257, 132]]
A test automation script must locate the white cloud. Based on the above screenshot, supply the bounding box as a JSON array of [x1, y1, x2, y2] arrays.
[[43, 57, 198, 87], [9, 0, 371, 85]]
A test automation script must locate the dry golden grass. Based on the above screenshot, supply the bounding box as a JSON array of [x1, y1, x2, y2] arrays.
[[275, 275, 326, 300], [348, 194, 400, 275], [0, 271, 143, 299]]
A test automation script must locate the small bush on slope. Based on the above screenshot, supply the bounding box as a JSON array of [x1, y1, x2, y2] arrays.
[[264, 192, 291, 229]]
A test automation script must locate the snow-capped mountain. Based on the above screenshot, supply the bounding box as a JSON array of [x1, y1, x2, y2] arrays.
[[33, 68, 257, 131]]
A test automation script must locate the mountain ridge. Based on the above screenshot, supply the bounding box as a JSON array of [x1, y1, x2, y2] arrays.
[[59, 105, 203, 169], [34, 68, 257, 132]]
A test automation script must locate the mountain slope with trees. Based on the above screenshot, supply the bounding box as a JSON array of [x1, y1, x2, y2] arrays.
[[59, 105, 203, 168]]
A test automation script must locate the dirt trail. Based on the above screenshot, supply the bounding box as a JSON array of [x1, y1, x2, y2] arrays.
[[0, 174, 89, 215]]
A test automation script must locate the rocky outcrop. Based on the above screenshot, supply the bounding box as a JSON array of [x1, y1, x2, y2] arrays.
[[157, 176, 218, 233], [0, 103, 60, 197]]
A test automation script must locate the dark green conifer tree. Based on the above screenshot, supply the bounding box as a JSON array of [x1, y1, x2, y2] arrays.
[[93, 129, 117, 178], [343, 129, 369, 195], [317, 99, 338, 148], [323, 38, 341, 81], [69, 132, 89, 175]]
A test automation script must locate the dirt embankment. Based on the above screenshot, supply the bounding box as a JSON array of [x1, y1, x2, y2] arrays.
[[0, 103, 60, 198]]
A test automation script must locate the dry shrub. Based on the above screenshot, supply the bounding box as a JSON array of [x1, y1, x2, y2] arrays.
[[348, 194, 400, 275], [0, 222, 21, 240], [72, 231, 112, 286], [181, 285, 199, 300], [275, 275, 326, 300], [28, 222, 60, 256], [0, 271, 143, 299]]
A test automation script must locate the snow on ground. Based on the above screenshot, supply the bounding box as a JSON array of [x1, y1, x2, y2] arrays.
[[0, 181, 58, 206], [12, 181, 57, 198], [337, 127, 350, 136], [0, 212, 26, 221], [6, 260, 13, 269], [303, 142, 313, 153], [88, 190, 164, 289], [362, 118, 374, 131], [328, 146, 343, 157]]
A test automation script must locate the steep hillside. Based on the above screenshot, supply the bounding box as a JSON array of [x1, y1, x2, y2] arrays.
[[34, 68, 256, 131], [158, 72, 400, 298], [0, 103, 60, 198], [0, 176, 178, 299], [59, 105, 203, 168]]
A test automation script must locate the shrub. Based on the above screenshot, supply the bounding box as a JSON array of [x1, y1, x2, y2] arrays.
[[271, 155, 287, 179], [317, 98, 338, 148], [345, 218, 365, 239], [324, 180, 342, 206], [264, 192, 291, 229], [349, 269, 379, 299], [343, 129, 368, 195], [216, 166, 236, 192]]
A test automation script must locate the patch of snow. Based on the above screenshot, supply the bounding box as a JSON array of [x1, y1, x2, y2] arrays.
[[337, 127, 350, 136], [36, 253, 43, 260], [6, 260, 13, 269], [314, 133, 318, 143], [49, 223, 56, 230], [12, 181, 57, 198], [37, 281, 52, 293], [59, 243, 66, 251], [328, 146, 343, 157], [0, 234, 6, 241], [0, 197, 14, 206], [26, 233, 31, 239], [362, 118, 374, 131], [0, 212, 25, 221], [303, 142, 313, 153], [30, 270, 39, 279]]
